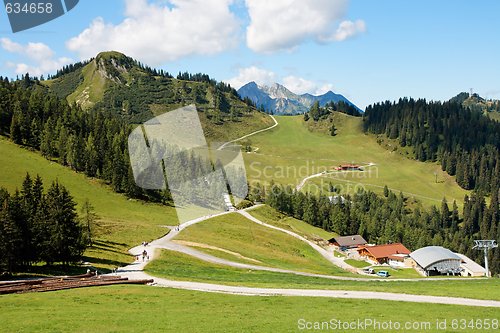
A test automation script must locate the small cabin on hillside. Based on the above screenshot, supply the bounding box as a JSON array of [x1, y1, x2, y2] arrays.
[[335, 164, 362, 171], [328, 235, 367, 250]]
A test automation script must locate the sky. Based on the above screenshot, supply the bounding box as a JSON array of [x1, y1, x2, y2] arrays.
[[0, 0, 499, 109]]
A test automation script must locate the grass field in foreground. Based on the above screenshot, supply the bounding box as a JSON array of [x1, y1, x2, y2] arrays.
[[0, 137, 178, 271], [1, 286, 498, 333], [243, 114, 469, 208], [247, 205, 336, 241], [173, 212, 352, 276], [146, 250, 500, 301]]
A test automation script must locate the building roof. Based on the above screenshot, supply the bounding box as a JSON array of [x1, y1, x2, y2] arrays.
[[455, 253, 486, 274], [410, 246, 461, 270], [359, 243, 410, 259], [329, 235, 367, 247], [388, 253, 408, 261]]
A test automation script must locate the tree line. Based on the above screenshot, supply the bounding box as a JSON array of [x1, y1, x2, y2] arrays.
[[0, 76, 166, 202], [304, 100, 362, 122], [363, 98, 500, 194], [0, 174, 87, 274], [0, 75, 252, 206], [252, 182, 499, 275]]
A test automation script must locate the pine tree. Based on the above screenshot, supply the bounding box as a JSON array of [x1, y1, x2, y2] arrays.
[[84, 134, 98, 177], [310, 101, 321, 121], [0, 196, 22, 272], [303, 195, 318, 226], [56, 126, 69, 165], [451, 200, 459, 230], [10, 115, 22, 144], [441, 198, 450, 229], [80, 199, 98, 246], [40, 118, 55, 157], [44, 181, 85, 265], [28, 119, 40, 148], [330, 123, 337, 136], [383, 185, 389, 197], [9, 191, 31, 266]]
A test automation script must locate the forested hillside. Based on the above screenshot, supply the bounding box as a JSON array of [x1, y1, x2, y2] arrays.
[[261, 183, 500, 275], [45, 51, 258, 125], [359, 98, 499, 273], [0, 55, 270, 204], [363, 98, 500, 194]]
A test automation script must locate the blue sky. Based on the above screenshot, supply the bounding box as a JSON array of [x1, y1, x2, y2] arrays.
[[1, 0, 499, 109]]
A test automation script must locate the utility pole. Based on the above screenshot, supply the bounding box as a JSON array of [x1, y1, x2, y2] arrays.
[[473, 240, 498, 277]]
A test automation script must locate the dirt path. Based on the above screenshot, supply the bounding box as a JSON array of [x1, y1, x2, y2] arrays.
[[115, 269, 500, 307], [172, 240, 263, 264], [112, 207, 498, 307], [217, 115, 278, 151], [295, 163, 376, 191], [238, 209, 357, 273]]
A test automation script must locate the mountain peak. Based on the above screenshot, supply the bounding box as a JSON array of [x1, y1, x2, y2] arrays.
[[242, 81, 259, 88], [95, 51, 129, 62], [94, 51, 137, 85], [237, 81, 360, 115]]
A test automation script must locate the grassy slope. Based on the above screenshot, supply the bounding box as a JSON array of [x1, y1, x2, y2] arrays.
[[174, 212, 351, 276], [247, 205, 335, 240], [150, 102, 275, 143], [243, 114, 469, 208], [0, 137, 178, 271], [199, 110, 274, 143], [1, 286, 497, 333], [66, 60, 107, 109], [146, 250, 500, 301]]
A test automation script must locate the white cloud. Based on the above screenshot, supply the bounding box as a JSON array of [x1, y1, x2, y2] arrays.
[[245, 0, 365, 53], [314, 83, 335, 95], [282, 76, 336, 95], [226, 66, 276, 89], [1, 38, 72, 76], [67, 0, 240, 65], [227, 66, 335, 95], [282, 76, 317, 95], [320, 19, 366, 42]]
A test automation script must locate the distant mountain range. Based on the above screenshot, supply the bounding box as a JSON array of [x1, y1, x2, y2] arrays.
[[238, 81, 361, 115]]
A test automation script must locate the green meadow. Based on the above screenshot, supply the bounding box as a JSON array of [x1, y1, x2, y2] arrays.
[[247, 205, 336, 240], [243, 114, 469, 208], [173, 212, 351, 276], [1, 286, 498, 333], [0, 137, 177, 271]]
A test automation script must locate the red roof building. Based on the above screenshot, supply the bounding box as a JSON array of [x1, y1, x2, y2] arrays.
[[357, 243, 410, 264], [335, 164, 362, 171]]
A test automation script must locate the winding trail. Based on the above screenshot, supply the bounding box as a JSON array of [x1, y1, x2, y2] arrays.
[[295, 163, 376, 191], [114, 207, 499, 308], [218, 115, 278, 151]]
